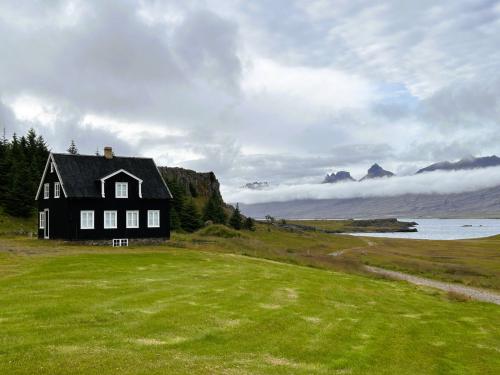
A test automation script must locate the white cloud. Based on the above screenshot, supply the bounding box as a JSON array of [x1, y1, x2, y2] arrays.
[[223, 166, 500, 204]]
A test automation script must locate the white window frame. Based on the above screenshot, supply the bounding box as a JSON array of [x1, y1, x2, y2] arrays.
[[54, 182, 60, 198], [113, 239, 128, 247], [148, 210, 160, 228], [115, 182, 128, 198], [126, 210, 139, 228], [80, 210, 95, 230], [39, 212, 45, 229], [104, 210, 117, 229], [43, 183, 50, 199]]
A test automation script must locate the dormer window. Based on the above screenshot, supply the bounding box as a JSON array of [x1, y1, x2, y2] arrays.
[[115, 182, 128, 198]]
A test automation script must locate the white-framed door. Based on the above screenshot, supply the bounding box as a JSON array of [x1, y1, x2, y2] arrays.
[[44, 209, 49, 239]]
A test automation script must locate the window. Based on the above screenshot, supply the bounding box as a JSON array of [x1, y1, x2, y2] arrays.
[[104, 211, 117, 229], [113, 239, 128, 247], [54, 182, 60, 198], [148, 210, 160, 228], [50, 162, 54, 173], [126, 210, 139, 228], [80, 211, 94, 229], [115, 182, 128, 198], [44, 183, 50, 199], [39, 212, 45, 229]]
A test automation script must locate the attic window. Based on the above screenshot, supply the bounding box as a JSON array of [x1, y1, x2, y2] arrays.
[[54, 182, 60, 198], [43, 183, 50, 199], [116, 182, 128, 198]]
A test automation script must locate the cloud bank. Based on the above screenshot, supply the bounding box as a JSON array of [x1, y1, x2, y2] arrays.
[[0, 0, 499, 192], [223, 167, 500, 204]]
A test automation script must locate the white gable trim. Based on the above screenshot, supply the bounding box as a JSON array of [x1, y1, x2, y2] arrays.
[[100, 169, 143, 198], [35, 154, 68, 200]]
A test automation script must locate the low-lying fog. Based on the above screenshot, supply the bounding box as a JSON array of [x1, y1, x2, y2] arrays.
[[223, 166, 500, 204]]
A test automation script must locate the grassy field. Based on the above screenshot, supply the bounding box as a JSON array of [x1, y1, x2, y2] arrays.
[[0, 235, 499, 374], [343, 235, 500, 290], [0, 208, 37, 236]]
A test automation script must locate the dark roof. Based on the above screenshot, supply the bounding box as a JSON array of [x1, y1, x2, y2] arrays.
[[52, 153, 172, 199]]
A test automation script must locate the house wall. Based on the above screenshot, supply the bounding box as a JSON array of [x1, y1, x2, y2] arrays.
[[37, 165, 69, 239], [66, 198, 170, 241]]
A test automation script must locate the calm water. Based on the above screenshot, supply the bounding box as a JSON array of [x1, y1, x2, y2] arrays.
[[348, 219, 500, 240]]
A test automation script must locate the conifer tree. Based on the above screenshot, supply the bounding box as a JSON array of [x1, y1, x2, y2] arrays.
[[67, 140, 78, 154], [243, 217, 256, 231], [179, 198, 203, 232], [229, 203, 243, 230], [202, 192, 227, 224], [170, 207, 181, 230], [0, 129, 49, 216]]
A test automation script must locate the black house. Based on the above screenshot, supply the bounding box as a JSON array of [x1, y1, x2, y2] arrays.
[[35, 147, 172, 245]]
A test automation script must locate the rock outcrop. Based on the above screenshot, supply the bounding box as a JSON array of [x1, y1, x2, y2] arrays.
[[158, 166, 223, 201], [360, 164, 394, 181], [242, 181, 270, 190], [323, 171, 356, 183]]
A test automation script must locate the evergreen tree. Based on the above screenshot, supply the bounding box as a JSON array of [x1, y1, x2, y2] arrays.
[[243, 217, 256, 231], [67, 140, 78, 154], [202, 192, 227, 224], [229, 203, 243, 230], [0, 129, 8, 204], [170, 207, 181, 230], [0, 129, 49, 216], [4, 150, 33, 217], [179, 198, 203, 232]]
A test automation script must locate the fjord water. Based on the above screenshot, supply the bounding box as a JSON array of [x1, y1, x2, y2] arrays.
[[349, 218, 500, 240]]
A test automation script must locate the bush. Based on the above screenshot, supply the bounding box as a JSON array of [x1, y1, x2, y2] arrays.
[[198, 224, 241, 238]]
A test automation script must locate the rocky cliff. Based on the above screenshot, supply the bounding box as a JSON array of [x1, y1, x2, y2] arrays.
[[158, 166, 223, 201]]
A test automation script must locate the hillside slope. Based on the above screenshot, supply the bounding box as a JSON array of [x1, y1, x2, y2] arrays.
[[240, 185, 500, 219]]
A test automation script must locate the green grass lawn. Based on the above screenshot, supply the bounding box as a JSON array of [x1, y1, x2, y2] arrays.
[[0, 237, 499, 374]]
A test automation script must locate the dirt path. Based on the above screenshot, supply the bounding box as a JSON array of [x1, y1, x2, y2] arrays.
[[365, 265, 500, 305]]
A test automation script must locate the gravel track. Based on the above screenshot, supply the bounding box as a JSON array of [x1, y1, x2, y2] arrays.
[[365, 265, 500, 305]]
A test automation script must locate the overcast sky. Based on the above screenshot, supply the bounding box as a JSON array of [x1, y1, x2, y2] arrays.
[[1, 0, 500, 196]]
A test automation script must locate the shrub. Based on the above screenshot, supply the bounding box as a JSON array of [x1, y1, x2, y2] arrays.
[[198, 224, 241, 238]]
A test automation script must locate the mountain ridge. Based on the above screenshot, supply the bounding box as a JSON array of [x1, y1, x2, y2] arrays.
[[239, 184, 500, 219], [417, 155, 500, 174]]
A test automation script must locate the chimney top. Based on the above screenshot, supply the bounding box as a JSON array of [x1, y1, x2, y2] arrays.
[[104, 146, 113, 159]]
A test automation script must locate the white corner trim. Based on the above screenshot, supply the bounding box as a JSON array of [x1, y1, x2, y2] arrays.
[[139, 181, 142, 198], [35, 154, 68, 200]]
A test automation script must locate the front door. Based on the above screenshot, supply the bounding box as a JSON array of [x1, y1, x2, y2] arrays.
[[44, 209, 49, 239]]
